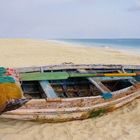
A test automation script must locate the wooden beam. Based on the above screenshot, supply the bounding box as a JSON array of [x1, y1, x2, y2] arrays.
[[88, 77, 111, 93], [77, 69, 111, 93], [39, 81, 58, 98]]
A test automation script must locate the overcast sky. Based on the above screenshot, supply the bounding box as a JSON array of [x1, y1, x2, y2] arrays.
[[0, 0, 140, 39]]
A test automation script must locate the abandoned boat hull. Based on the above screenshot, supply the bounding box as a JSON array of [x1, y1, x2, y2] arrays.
[[1, 64, 140, 122], [1, 85, 140, 122]]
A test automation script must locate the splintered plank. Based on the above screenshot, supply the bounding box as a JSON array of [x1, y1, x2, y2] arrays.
[[20, 72, 69, 81], [39, 81, 58, 98]]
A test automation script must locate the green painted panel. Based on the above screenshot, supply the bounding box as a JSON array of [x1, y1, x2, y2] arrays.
[[69, 73, 98, 78], [20, 72, 69, 81]]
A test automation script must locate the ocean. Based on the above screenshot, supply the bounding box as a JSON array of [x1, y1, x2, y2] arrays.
[[59, 39, 140, 54]]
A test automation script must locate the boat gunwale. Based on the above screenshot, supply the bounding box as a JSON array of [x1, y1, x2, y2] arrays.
[[15, 64, 140, 73]]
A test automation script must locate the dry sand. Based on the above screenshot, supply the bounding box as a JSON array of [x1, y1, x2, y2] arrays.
[[0, 39, 140, 67], [0, 39, 140, 140]]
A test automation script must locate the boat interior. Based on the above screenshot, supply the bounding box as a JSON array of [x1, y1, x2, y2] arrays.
[[20, 69, 136, 99]]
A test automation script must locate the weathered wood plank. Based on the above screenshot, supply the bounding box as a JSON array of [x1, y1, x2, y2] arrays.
[[15, 64, 140, 73], [87, 77, 111, 93], [77, 69, 111, 93], [39, 81, 58, 98]]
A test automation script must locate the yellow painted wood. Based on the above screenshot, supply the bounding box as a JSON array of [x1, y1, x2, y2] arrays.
[[0, 83, 23, 108], [104, 73, 136, 77]]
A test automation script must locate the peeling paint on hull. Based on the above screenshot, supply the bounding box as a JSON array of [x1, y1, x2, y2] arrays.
[[1, 87, 140, 123]]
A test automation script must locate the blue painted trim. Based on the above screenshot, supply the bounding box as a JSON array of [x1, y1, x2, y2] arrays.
[[102, 92, 112, 99]]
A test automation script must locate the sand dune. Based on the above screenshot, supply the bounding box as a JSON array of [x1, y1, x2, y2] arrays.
[[0, 39, 140, 140]]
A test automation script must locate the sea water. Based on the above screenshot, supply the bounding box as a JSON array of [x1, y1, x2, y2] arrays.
[[59, 39, 140, 54]]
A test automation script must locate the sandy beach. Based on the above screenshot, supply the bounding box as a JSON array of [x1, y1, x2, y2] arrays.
[[0, 39, 140, 140], [0, 39, 140, 67]]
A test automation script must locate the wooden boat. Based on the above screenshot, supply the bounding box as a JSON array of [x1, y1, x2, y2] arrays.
[[1, 63, 140, 122]]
